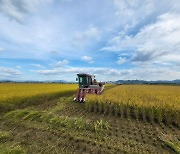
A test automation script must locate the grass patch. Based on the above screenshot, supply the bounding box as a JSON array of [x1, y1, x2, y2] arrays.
[[163, 140, 180, 154], [3, 109, 109, 133], [4, 109, 86, 130], [0, 144, 26, 154], [0, 131, 11, 140], [3, 109, 110, 134], [160, 133, 180, 153], [94, 119, 110, 133], [50, 97, 71, 113]]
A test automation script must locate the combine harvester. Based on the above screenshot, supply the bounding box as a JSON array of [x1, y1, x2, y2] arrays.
[[74, 73, 105, 102]]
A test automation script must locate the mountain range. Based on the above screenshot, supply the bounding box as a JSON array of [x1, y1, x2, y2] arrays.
[[0, 79, 180, 84]]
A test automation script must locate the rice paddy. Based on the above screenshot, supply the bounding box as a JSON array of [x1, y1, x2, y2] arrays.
[[0, 83, 179, 153], [0, 83, 77, 113], [0, 83, 77, 103], [86, 85, 180, 127]]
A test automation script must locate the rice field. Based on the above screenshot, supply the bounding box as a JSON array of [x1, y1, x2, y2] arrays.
[[0, 83, 77, 101], [0, 83, 77, 113], [0, 83, 179, 153], [86, 85, 180, 127]]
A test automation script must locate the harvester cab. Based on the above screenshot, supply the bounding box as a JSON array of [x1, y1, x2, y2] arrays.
[[76, 74, 92, 88], [74, 74, 105, 102]]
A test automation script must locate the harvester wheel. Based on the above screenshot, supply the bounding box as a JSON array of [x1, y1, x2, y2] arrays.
[[79, 98, 85, 103]]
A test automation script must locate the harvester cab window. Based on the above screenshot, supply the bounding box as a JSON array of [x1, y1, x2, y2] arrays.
[[88, 76, 92, 85], [79, 76, 88, 87], [79, 77, 83, 84]]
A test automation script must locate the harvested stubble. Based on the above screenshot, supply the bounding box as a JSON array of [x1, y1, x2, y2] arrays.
[[86, 85, 180, 127], [3, 109, 110, 133]]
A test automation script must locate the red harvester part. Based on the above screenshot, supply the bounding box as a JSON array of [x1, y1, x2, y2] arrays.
[[74, 74, 105, 102]]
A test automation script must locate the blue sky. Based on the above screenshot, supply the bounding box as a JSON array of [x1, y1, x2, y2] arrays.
[[0, 0, 180, 81]]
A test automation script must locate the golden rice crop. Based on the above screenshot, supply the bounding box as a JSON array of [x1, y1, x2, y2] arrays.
[[0, 83, 77, 103], [0, 83, 78, 112], [86, 85, 180, 127]]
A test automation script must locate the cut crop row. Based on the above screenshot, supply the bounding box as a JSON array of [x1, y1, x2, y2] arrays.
[[86, 85, 180, 127], [86, 100, 180, 127]]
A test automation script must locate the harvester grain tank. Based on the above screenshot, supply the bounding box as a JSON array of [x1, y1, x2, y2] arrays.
[[74, 73, 105, 102]]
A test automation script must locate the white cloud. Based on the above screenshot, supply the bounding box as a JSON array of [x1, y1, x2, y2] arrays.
[[50, 51, 59, 54], [31, 64, 44, 68], [0, 47, 4, 51], [0, 66, 22, 79], [53, 60, 69, 67], [113, 0, 154, 30], [81, 56, 94, 63], [131, 13, 180, 64], [100, 31, 135, 52], [0, 0, 53, 23], [34, 64, 180, 81], [84, 25, 100, 38], [102, 13, 180, 66], [73, 25, 101, 47], [112, 0, 180, 32], [117, 57, 126, 64], [124, 66, 180, 81], [35, 69, 60, 76], [35, 67, 120, 77], [0, 0, 180, 81], [16, 66, 22, 69]]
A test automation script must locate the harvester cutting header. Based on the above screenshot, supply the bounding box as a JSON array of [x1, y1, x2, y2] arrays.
[[74, 73, 105, 102]]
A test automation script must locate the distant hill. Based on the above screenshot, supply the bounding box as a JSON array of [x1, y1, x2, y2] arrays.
[[0, 79, 180, 84], [114, 79, 180, 85], [0, 80, 71, 83]]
